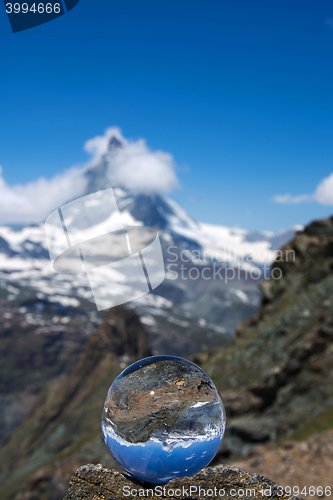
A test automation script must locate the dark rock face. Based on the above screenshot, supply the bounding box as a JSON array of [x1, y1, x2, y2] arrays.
[[196, 216, 333, 458], [0, 293, 97, 445], [97, 307, 152, 360], [0, 306, 152, 500], [108, 136, 123, 151], [64, 464, 301, 500]]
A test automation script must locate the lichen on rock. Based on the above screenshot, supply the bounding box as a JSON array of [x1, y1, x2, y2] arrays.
[[64, 464, 301, 500]]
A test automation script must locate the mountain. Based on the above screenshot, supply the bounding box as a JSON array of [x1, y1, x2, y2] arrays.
[[0, 135, 297, 457], [0, 216, 331, 500], [0, 136, 298, 356]]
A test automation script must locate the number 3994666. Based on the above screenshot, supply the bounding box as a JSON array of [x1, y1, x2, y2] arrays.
[[5, 3, 61, 14]]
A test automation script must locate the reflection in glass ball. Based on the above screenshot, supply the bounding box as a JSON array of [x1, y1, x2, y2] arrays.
[[101, 355, 226, 484]]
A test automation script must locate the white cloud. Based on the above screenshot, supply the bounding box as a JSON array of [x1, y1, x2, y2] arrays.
[[272, 172, 333, 206], [85, 127, 179, 194], [0, 127, 180, 224], [314, 172, 333, 205], [0, 165, 88, 225], [272, 193, 313, 204]]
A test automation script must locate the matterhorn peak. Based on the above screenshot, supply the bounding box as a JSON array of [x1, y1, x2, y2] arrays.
[[108, 136, 123, 152]]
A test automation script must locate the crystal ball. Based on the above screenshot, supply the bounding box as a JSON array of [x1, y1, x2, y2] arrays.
[[101, 355, 226, 484]]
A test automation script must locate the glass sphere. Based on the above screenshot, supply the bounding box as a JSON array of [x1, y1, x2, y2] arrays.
[[101, 355, 225, 484]]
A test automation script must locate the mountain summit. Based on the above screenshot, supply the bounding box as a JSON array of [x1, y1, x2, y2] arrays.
[[83, 134, 198, 231], [0, 135, 298, 356]]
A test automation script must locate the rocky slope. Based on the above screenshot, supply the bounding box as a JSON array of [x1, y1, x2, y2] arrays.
[[234, 428, 333, 500], [196, 216, 333, 457], [0, 306, 151, 500], [0, 290, 101, 445]]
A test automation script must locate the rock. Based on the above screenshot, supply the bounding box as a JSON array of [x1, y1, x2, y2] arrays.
[[222, 390, 264, 417], [198, 216, 333, 457], [64, 464, 300, 500], [229, 422, 271, 443], [303, 217, 333, 236], [97, 307, 152, 360]]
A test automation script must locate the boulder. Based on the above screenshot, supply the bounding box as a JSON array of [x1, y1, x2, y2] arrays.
[[64, 464, 300, 500]]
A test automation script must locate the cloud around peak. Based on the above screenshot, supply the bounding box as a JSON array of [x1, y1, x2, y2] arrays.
[[84, 127, 179, 194], [84, 127, 126, 160], [0, 128, 180, 224]]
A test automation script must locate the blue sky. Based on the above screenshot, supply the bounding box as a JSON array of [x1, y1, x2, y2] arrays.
[[1, 0, 333, 231]]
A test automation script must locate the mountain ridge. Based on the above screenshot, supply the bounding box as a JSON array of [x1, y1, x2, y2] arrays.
[[195, 215, 333, 459], [0, 136, 299, 355]]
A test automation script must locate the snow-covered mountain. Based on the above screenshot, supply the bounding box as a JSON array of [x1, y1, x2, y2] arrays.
[[0, 136, 300, 354]]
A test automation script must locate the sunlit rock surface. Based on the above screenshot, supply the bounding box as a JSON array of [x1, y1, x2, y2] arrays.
[[64, 463, 301, 500]]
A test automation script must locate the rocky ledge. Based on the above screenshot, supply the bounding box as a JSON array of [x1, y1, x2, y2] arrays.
[[64, 464, 300, 500]]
